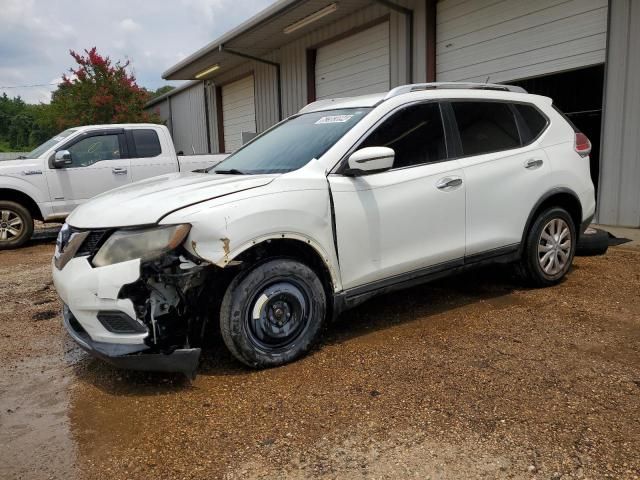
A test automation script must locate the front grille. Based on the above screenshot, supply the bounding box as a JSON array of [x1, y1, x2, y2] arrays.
[[97, 311, 148, 334], [74, 229, 109, 257]]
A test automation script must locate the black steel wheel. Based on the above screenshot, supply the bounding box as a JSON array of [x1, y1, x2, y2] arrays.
[[220, 259, 327, 367]]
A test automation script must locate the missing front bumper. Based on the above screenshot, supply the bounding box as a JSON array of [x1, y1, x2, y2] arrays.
[[63, 305, 201, 379]]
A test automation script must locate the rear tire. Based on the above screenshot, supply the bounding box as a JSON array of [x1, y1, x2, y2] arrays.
[[520, 207, 576, 287], [220, 259, 327, 368], [0, 201, 33, 250]]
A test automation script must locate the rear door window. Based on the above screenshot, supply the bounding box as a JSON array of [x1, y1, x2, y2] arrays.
[[451, 102, 521, 156], [131, 129, 161, 158]]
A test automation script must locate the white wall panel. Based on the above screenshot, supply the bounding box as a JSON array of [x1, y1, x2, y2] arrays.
[[436, 0, 608, 82], [597, 0, 640, 227], [222, 75, 257, 152], [315, 22, 390, 99]]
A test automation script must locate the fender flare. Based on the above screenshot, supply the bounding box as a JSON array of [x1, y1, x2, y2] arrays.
[[519, 187, 583, 252], [0, 177, 46, 218], [194, 231, 342, 292]]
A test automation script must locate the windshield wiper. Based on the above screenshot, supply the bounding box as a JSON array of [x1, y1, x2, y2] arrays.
[[214, 168, 246, 175], [17, 155, 27, 159]]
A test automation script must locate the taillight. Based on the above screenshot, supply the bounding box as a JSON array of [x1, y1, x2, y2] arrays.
[[575, 132, 591, 157]]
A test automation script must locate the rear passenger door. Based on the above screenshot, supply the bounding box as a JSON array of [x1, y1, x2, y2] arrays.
[[127, 128, 178, 182], [447, 101, 551, 257]]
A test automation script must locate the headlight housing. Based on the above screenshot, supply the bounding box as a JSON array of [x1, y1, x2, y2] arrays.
[[92, 224, 191, 267]]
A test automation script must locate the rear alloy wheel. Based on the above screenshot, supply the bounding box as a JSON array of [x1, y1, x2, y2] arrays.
[[537, 218, 572, 276], [0, 201, 33, 250], [220, 259, 327, 368], [520, 207, 576, 287]]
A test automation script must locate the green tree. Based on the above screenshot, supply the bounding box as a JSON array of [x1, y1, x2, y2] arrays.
[[150, 85, 175, 99], [49, 47, 161, 129]]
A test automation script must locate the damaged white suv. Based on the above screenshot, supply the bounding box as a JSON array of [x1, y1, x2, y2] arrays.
[[53, 83, 596, 378]]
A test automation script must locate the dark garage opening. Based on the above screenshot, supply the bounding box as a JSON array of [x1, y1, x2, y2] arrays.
[[511, 64, 605, 191]]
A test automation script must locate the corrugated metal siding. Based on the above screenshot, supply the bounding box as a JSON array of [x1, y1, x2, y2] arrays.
[[222, 75, 257, 152], [170, 82, 209, 154], [144, 82, 208, 154], [148, 99, 173, 135], [436, 0, 608, 82], [597, 0, 640, 227], [315, 22, 390, 99]]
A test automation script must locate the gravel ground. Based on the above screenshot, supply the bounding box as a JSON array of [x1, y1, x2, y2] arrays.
[[0, 238, 638, 480]]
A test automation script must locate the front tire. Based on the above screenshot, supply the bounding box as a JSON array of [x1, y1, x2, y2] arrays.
[[220, 259, 327, 368], [520, 207, 576, 287], [0, 201, 33, 250]]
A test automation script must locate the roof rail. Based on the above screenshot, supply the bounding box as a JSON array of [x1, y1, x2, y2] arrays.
[[384, 82, 527, 100]]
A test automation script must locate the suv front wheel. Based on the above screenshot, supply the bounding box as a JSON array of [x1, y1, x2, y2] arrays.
[[520, 207, 577, 287], [220, 259, 327, 368]]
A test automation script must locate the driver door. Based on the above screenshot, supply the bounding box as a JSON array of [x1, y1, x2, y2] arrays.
[[45, 130, 131, 216], [328, 102, 466, 290]]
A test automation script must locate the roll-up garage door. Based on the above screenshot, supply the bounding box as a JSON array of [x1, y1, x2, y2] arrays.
[[436, 0, 608, 83], [315, 21, 390, 100], [222, 75, 256, 152]]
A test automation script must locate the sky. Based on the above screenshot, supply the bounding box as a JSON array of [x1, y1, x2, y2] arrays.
[[0, 0, 273, 104]]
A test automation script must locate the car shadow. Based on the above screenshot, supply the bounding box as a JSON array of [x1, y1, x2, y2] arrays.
[[72, 262, 531, 395]]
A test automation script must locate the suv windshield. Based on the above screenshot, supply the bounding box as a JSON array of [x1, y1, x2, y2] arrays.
[[26, 128, 78, 158], [212, 108, 371, 174]]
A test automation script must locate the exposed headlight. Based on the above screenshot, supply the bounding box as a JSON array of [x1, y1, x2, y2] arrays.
[[92, 224, 191, 267]]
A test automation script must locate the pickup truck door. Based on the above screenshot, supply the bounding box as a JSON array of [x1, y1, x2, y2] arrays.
[[45, 130, 131, 216], [328, 102, 466, 291], [126, 128, 178, 182]]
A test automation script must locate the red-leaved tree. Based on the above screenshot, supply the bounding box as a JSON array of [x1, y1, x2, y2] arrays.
[[50, 47, 160, 129]]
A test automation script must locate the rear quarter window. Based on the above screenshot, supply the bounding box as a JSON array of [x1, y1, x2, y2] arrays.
[[132, 129, 161, 158], [514, 104, 549, 142]]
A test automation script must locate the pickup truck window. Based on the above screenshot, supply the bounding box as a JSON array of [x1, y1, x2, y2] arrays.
[[67, 134, 122, 167], [132, 129, 161, 158], [26, 128, 78, 158], [212, 108, 371, 174]]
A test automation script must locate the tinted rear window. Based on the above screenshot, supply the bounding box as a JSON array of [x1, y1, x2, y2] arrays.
[[451, 102, 521, 156], [132, 129, 161, 158], [514, 104, 548, 142]]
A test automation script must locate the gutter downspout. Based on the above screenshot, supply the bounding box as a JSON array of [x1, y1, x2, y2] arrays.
[[372, 0, 413, 83], [219, 45, 283, 121]]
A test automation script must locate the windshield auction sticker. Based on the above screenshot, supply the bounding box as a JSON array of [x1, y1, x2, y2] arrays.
[[315, 115, 354, 124]]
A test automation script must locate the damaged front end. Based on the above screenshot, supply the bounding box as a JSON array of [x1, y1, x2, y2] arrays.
[[57, 224, 227, 379]]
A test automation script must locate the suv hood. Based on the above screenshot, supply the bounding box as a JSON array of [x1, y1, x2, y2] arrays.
[[67, 172, 276, 228]]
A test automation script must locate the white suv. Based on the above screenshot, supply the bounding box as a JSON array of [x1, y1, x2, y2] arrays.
[[52, 83, 596, 377]]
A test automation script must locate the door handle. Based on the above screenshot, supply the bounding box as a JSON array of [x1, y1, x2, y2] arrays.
[[524, 159, 544, 169], [436, 177, 463, 190], [112, 167, 128, 175]]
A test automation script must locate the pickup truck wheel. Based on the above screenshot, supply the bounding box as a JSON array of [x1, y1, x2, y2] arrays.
[[0, 201, 33, 250], [220, 259, 327, 368], [520, 207, 576, 287]]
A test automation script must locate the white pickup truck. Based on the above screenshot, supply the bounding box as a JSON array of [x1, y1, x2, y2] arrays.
[[0, 124, 226, 248]]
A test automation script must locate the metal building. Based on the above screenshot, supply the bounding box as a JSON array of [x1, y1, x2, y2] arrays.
[[146, 0, 640, 227]]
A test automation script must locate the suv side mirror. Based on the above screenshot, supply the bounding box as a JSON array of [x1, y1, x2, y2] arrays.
[[53, 150, 72, 168], [345, 147, 395, 175]]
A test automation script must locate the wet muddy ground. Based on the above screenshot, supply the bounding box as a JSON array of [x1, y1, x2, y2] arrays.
[[0, 238, 639, 479]]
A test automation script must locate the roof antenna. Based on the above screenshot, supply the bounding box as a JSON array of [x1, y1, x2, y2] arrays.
[[485, 76, 490, 84]]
